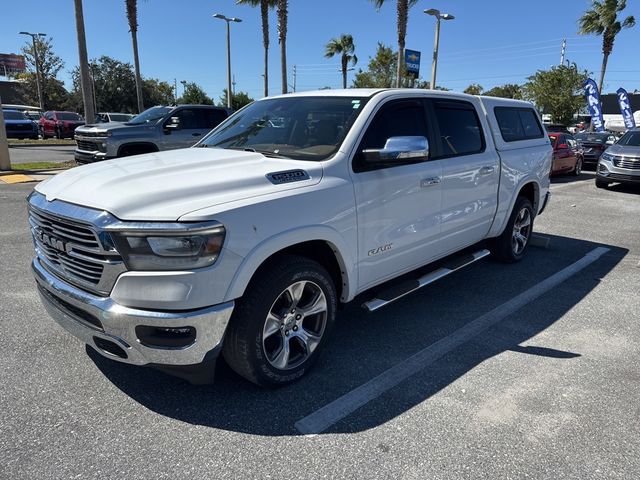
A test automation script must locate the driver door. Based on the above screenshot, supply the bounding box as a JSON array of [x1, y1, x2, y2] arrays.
[[163, 108, 212, 149], [350, 98, 444, 290]]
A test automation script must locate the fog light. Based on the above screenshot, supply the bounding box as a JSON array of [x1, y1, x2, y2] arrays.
[[135, 325, 196, 348]]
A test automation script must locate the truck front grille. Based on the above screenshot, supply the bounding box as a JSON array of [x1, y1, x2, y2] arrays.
[[76, 139, 99, 151], [613, 156, 640, 170], [28, 205, 125, 295]]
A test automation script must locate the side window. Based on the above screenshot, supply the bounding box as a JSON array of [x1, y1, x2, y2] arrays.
[[566, 135, 577, 149], [495, 107, 544, 142], [173, 108, 199, 129], [201, 109, 228, 129], [354, 99, 429, 172], [432, 100, 484, 157]]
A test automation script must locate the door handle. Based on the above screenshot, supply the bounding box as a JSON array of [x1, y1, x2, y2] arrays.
[[479, 166, 495, 175], [420, 177, 441, 187]]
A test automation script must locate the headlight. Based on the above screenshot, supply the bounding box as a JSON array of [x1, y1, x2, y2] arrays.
[[112, 225, 225, 271], [600, 152, 613, 162]]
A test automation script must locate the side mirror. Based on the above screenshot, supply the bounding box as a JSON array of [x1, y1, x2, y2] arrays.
[[362, 136, 429, 164], [165, 116, 181, 130], [606, 139, 615, 145]]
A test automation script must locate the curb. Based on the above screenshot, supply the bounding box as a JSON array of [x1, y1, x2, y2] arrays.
[[0, 167, 70, 176]]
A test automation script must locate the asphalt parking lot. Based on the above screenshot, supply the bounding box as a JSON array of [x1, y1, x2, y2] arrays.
[[1, 172, 639, 479], [7, 145, 75, 164]]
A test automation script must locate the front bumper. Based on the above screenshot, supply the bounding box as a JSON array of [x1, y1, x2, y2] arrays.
[[32, 258, 234, 366], [74, 149, 111, 164]]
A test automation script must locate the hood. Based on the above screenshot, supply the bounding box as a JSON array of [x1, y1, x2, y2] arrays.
[[607, 144, 640, 158], [76, 121, 152, 136], [35, 148, 323, 221]]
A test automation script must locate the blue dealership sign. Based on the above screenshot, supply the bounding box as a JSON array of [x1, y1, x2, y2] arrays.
[[583, 78, 605, 132], [405, 49, 421, 76], [616, 87, 636, 130]]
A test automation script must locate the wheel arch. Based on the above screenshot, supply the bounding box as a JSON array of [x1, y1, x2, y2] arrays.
[[224, 228, 356, 304], [117, 142, 159, 157]]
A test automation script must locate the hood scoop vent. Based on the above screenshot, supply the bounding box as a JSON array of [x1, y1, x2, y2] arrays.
[[266, 169, 311, 185]]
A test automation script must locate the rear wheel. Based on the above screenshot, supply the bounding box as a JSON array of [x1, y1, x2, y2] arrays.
[[573, 157, 582, 176], [222, 255, 337, 387], [490, 196, 534, 263]]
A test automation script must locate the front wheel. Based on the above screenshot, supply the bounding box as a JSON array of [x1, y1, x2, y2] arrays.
[[595, 178, 609, 189], [222, 255, 337, 387], [490, 196, 534, 263]]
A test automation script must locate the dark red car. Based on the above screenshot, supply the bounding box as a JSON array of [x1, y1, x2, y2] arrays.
[[548, 132, 583, 176], [39, 111, 85, 139]]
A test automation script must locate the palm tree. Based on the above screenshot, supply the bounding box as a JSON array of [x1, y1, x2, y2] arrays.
[[578, 0, 635, 95], [371, 0, 419, 88], [73, 0, 95, 124], [324, 34, 358, 89], [277, 0, 288, 94], [237, 0, 276, 98], [125, 0, 144, 112]]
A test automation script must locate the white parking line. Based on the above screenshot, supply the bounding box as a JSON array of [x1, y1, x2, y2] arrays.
[[295, 246, 610, 435]]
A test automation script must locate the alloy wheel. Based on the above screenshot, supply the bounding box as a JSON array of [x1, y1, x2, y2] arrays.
[[512, 207, 532, 255]]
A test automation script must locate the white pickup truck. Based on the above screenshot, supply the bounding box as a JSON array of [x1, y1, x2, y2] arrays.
[[29, 89, 551, 387]]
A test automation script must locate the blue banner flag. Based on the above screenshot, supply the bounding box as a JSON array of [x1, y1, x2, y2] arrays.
[[404, 49, 421, 76], [616, 87, 636, 130], [583, 79, 605, 132]]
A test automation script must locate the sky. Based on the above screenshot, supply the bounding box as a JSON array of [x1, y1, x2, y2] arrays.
[[1, 0, 639, 103]]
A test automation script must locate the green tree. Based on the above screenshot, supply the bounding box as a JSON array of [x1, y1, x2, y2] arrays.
[[142, 79, 175, 108], [370, 0, 419, 88], [69, 56, 137, 113], [177, 82, 213, 105], [523, 64, 589, 125], [219, 89, 255, 110], [578, 0, 635, 94], [324, 34, 358, 89], [125, 0, 145, 112], [277, 0, 288, 93], [463, 84, 483, 95], [19, 36, 68, 110], [352, 43, 404, 88], [484, 83, 523, 99], [237, 0, 276, 97]]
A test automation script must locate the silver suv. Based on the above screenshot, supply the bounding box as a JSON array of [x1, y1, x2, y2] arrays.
[[74, 105, 230, 164], [596, 128, 640, 188]]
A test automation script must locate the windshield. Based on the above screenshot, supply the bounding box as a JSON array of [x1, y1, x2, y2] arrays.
[[616, 131, 640, 147], [574, 133, 609, 143], [200, 96, 369, 161], [108, 113, 133, 122], [3, 111, 28, 120], [128, 106, 172, 125], [57, 112, 82, 121]]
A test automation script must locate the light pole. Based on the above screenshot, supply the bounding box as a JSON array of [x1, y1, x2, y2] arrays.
[[19, 31, 46, 111], [213, 13, 242, 109], [424, 9, 454, 90]]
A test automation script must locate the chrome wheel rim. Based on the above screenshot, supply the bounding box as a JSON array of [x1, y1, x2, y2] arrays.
[[512, 207, 531, 255], [262, 280, 328, 370]]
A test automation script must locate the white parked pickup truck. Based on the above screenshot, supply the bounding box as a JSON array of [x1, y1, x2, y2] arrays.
[[29, 89, 552, 387]]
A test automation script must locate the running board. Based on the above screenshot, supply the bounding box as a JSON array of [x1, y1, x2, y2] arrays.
[[362, 249, 491, 312]]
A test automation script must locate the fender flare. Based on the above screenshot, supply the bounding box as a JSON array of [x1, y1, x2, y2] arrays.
[[493, 178, 541, 237], [224, 225, 357, 303]]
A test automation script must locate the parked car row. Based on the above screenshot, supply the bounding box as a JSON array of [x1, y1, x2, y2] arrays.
[[2, 109, 39, 139]]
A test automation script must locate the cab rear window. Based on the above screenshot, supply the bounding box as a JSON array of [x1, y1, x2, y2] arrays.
[[494, 107, 544, 142]]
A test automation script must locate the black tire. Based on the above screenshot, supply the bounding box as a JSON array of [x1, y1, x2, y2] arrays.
[[573, 157, 582, 176], [490, 196, 534, 263], [595, 178, 609, 189], [222, 255, 337, 387]]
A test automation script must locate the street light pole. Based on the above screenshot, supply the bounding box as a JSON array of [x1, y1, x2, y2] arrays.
[[19, 31, 46, 111], [213, 13, 242, 109], [424, 9, 454, 90]]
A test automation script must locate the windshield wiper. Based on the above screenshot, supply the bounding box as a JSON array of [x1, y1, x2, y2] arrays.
[[237, 147, 291, 159]]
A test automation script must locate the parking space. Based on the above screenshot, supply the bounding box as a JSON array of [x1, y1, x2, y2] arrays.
[[0, 177, 639, 479]]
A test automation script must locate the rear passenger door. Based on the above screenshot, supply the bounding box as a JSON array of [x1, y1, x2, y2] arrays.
[[430, 99, 499, 252]]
